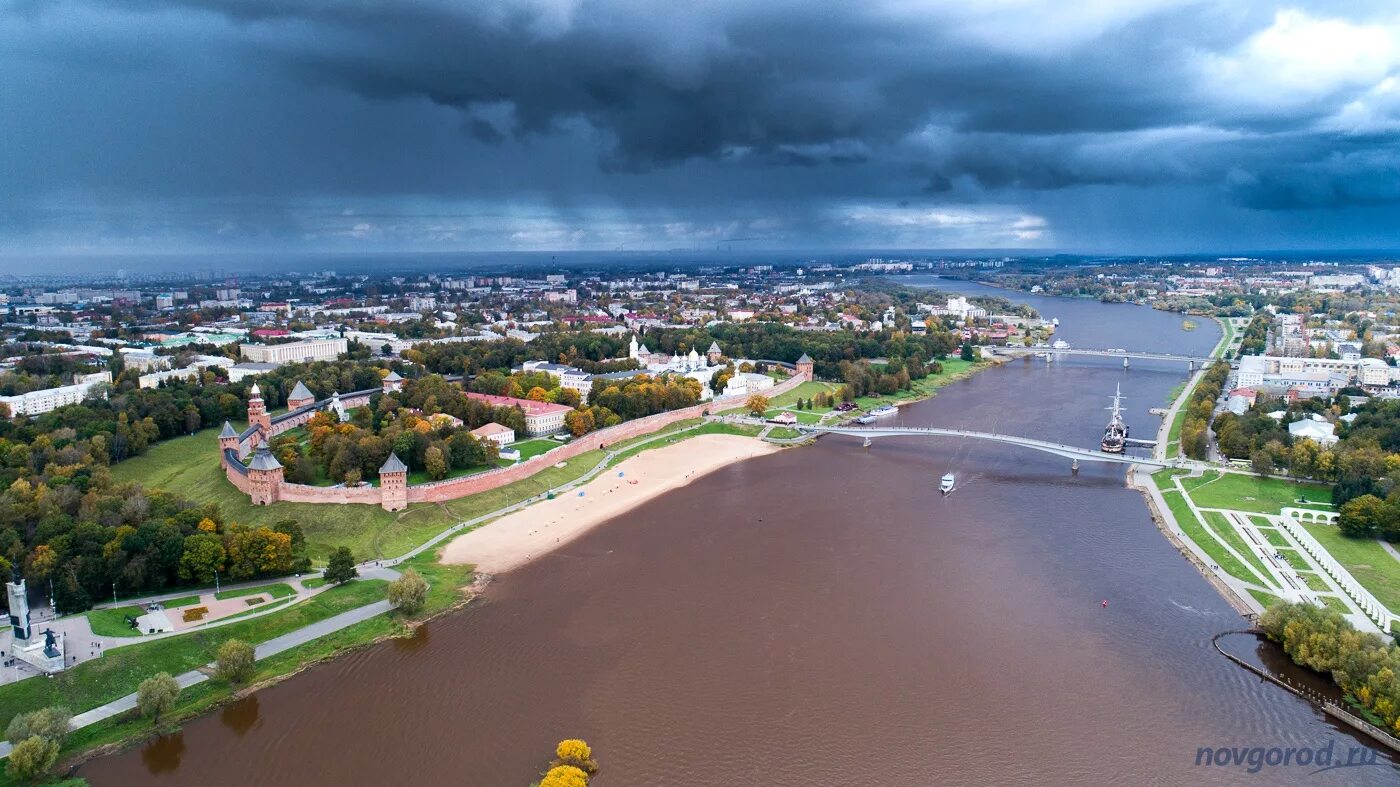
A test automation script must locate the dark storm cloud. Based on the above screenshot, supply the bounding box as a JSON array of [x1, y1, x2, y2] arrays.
[[6, 0, 1400, 253]]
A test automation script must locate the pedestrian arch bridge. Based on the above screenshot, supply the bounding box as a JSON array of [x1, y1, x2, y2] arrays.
[[989, 347, 1229, 367], [801, 425, 1185, 469]]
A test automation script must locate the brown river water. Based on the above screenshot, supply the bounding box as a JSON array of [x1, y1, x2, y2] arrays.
[[81, 280, 1399, 785]]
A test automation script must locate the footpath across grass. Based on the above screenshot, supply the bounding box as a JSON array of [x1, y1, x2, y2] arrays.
[[215, 582, 296, 601]]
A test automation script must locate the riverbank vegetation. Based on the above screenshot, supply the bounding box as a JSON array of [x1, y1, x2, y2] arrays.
[[1180, 362, 1231, 460], [1260, 602, 1400, 735]]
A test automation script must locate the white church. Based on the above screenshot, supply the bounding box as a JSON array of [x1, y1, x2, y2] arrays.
[[628, 335, 725, 400]]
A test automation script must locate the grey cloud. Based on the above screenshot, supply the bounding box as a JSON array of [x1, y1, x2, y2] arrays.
[[5, 0, 1400, 253]]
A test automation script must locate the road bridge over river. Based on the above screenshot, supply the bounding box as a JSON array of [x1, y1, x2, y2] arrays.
[[802, 425, 1190, 470]]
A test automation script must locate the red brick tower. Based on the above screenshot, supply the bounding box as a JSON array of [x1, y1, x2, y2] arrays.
[[379, 452, 408, 511], [247, 383, 271, 435], [795, 352, 815, 381], [248, 447, 283, 505], [218, 421, 240, 455]]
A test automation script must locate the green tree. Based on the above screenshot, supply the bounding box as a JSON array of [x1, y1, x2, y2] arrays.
[[178, 533, 226, 584], [387, 568, 428, 615], [1250, 449, 1273, 477], [425, 445, 448, 481], [137, 672, 180, 724], [5, 706, 70, 746], [6, 736, 59, 784], [1339, 494, 1388, 539], [324, 546, 358, 585], [216, 639, 255, 684], [960, 343, 977, 362]]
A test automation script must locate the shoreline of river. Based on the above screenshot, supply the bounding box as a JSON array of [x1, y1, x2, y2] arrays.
[[1125, 465, 1257, 620], [440, 433, 782, 574]]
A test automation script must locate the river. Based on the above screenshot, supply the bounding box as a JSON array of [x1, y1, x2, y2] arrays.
[[80, 278, 1398, 785]]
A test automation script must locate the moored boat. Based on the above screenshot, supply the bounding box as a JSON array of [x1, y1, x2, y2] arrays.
[[869, 404, 898, 418]]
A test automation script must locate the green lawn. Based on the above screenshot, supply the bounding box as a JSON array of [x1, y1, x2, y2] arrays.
[[404, 462, 495, 486], [1181, 471, 1333, 514], [1166, 395, 1190, 458], [688, 421, 763, 438], [767, 380, 839, 408], [1150, 470, 1187, 492], [0, 579, 387, 727], [216, 582, 296, 601], [160, 595, 201, 608], [505, 438, 559, 461], [1300, 521, 1400, 612], [1161, 490, 1268, 586], [84, 606, 146, 638], [1296, 572, 1331, 593], [302, 577, 326, 589], [1261, 528, 1290, 548], [767, 427, 802, 439], [1249, 588, 1280, 608], [110, 425, 420, 562]]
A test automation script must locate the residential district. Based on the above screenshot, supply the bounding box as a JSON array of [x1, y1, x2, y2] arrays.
[[5, 254, 1400, 776]]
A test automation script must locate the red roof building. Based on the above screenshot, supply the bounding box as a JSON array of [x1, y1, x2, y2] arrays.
[[464, 392, 571, 436]]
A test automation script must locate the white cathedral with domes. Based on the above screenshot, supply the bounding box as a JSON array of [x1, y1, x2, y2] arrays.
[[628, 334, 724, 399]]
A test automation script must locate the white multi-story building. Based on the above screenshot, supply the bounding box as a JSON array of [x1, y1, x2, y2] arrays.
[[240, 337, 348, 365], [1237, 354, 1397, 394], [0, 371, 111, 416], [723, 371, 776, 398], [519, 361, 596, 397]]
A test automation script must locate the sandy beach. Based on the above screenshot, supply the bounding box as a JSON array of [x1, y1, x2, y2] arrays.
[[440, 433, 780, 573]]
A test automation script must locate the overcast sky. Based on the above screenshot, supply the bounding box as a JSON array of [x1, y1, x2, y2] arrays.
[[6, 0, 1400, 255]]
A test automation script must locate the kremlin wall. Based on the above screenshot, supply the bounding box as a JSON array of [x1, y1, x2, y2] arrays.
[[219, 358, 812, 511]]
